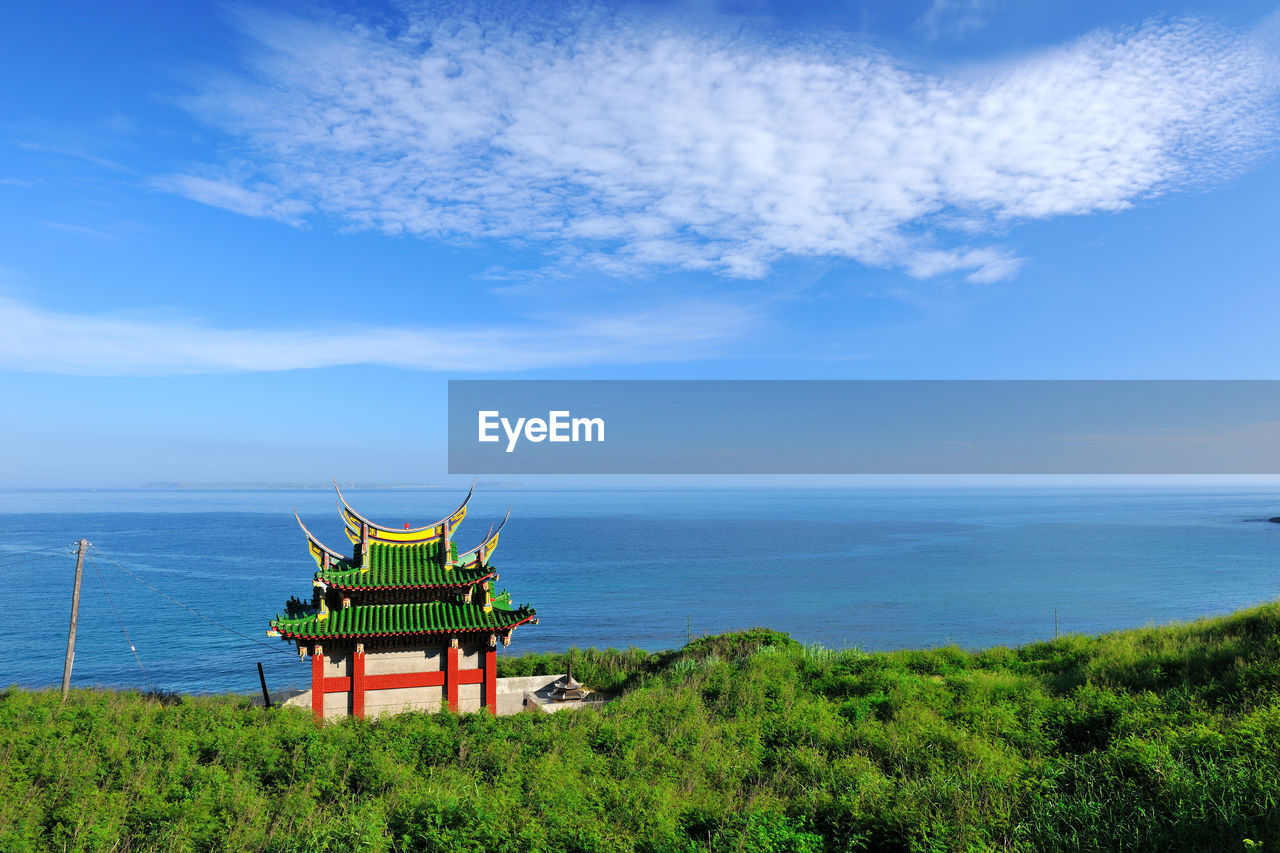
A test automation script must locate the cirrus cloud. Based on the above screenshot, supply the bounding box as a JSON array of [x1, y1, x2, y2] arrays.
[[168, 7, 1280, 282], [0, 295, 761, 376]]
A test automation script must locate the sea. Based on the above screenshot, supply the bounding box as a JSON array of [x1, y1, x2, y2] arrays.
[[1, 486, 1278, 695]]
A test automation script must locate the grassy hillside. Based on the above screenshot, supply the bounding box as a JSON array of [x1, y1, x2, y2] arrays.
[[4, 603, 1280, 852]]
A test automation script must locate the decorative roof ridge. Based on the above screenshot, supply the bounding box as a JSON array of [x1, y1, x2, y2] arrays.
[[335, 478, 474, 540], [269, 599, 537, 639], [457, 506, 510, 565], [313, 567, 496, 591], [274, 599, 532, 614], [295, 507, 346, 569]]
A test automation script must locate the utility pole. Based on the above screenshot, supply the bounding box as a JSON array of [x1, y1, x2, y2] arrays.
[[61, 539, 88, 703], [257, 662, 273, 709]]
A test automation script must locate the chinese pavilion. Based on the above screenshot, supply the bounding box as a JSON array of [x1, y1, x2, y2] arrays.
[[268, 483, 536, 719]]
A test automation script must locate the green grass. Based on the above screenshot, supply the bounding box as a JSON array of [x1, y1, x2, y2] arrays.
[[5, 603, 1280, 851]]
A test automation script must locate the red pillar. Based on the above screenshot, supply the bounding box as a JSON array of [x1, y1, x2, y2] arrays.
[[352, 646, 366, 719], [311, 647, 325, 721], [483, 649, 497, 715], [446, 646, 459, 712]]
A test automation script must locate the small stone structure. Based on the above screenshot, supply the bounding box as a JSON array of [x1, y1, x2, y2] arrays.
[[522, 672, 607, 714]]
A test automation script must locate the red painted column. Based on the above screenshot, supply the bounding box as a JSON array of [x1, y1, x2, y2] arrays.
[[483, 649, 497, 715], [446, 646, 459, 712], [352, 646, 366, 719], [311, 646, 325, 721]]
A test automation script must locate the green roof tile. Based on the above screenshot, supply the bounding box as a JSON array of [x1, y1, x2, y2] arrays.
[[270, 601, 535, 640], [317, 541, 487, 589]]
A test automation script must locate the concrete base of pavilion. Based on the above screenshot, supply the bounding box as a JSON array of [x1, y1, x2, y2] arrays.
[[282, 673, 603, 719]]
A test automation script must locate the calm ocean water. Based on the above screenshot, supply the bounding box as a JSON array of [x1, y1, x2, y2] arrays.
[[1, 487, 1278, 695]]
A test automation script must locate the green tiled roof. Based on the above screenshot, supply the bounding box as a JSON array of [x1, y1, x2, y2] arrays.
[[318, 541, 485, 588], [362, 540, 457, 565], [270, 602, 536, 639]]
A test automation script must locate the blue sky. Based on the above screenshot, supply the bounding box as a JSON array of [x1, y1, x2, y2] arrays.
[[2, 0, 1279, 487]]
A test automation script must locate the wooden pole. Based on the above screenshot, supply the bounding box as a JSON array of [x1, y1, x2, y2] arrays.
[[257, 662, 272, 709], [61, 539, 88, 703]]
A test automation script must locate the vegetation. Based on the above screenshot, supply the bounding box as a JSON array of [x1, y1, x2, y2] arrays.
[[5, 603, 1280, 852]]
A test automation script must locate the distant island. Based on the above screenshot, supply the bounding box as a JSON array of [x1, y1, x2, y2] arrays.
[[139, 481, 522, 490]]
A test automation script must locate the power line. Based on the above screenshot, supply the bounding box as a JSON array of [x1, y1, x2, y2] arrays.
[[0, 551, 69, 570], [0, 543, 77, 559], [87, 551, 157, 697], [4, 542, 75, 553], [90, 545, 294, 658]]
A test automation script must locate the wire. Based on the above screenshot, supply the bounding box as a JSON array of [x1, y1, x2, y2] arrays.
[[0, 552, 69, 570], [91, 545, 295, 658], [5, 542, 75, 554], [0, 543, 78, 559], [88, 551, 157, 697]]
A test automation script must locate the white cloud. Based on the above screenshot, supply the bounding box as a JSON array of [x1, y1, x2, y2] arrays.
[[918, 0, 996, 41], [173, 8, 1279, 281], [153, 174, 310, 225], [0, 295, 760, 376]]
